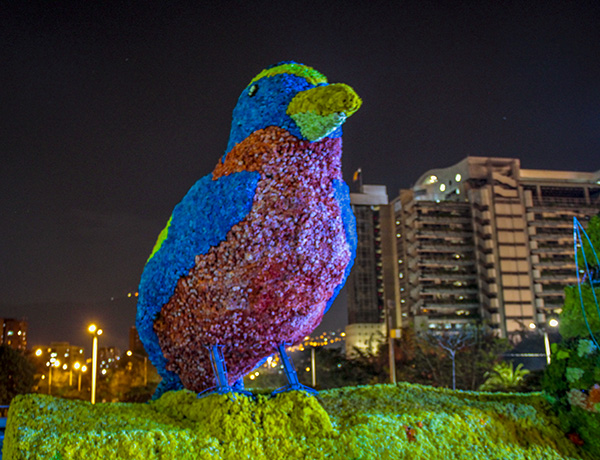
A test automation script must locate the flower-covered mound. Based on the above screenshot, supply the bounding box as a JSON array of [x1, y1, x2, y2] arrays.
[[4, 383, 591, 460]]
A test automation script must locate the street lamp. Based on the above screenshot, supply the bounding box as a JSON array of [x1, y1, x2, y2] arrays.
[[529, 320, 559, 364], [73, 362, 87, 392], [88, 324, 103, 404], [47, 360, 60, 395]]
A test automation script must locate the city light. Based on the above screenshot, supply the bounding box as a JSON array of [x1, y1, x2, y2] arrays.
[[35, 348, 42, 357], [549, 318, 559, 328]]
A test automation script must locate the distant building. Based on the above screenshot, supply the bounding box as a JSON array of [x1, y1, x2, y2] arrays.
[[391, 156, 600, 340], [98, 346, 121, 371], [0, 318, 28, 351], [128, 326, 146, 355], [345, 185, 394, 355], [32, 342, 85, 373]]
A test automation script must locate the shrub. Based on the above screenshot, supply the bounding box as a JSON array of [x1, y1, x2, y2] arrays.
[[543, 336, 600, 457]]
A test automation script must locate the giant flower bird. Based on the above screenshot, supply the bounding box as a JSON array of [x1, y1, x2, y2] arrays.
[[137, 62, 361, 397]]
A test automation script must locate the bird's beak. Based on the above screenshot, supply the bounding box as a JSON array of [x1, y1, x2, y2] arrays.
[[287, 83, 362, 142]]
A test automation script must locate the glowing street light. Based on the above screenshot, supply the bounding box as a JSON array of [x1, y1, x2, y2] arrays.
[[544, 319, 559, 364], [530, 320, 559, 364], [88, 324, 103, 404]]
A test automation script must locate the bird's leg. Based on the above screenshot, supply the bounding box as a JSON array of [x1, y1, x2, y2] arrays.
[[272, 343, 317, 396], [209, 345, 230, 393], [198, 345, 253, 399]]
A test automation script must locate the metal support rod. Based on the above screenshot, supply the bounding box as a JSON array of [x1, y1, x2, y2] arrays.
[[208, 345, 230, 390], [278, 343, 301, 387], [387, 302, 397, 384]]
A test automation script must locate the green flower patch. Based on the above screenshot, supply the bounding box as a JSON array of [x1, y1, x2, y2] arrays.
[[4, 383, 591, 459]]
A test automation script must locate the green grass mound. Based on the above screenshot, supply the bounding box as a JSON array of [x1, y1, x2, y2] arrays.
[[3, 383, 591, 459]]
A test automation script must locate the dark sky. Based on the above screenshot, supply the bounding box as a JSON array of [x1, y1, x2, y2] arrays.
[[1, 1, 599, 351]]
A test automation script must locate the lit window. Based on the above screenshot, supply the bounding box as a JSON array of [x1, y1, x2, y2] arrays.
[[440, 184, 446, 192], [7, 331, 13, 336], [425, 175, 438, 184], [455, 173, 462, 182]]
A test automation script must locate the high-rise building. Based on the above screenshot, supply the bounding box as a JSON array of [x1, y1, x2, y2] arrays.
[[0, 318, 28, 351], [344, 185, 392, 355], [391, 156, 600, 340], [129, 326, 146, 355]]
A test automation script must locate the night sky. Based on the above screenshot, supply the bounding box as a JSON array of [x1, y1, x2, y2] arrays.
[[1, 1, 599, 351]]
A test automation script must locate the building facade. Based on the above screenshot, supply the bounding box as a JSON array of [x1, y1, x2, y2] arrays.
[[345, 185, 393, 355], [391, 156, 600, 339], [0, 318, 28, 351]]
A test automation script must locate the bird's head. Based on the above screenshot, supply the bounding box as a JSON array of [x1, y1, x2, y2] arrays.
[[225, 62, 362, 154]]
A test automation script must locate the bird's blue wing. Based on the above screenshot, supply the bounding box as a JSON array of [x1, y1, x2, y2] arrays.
[[136, 171, 260, 394], [324, 179, 357, 314]]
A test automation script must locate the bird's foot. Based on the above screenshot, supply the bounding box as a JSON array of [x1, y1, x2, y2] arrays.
[[197, 385, 254, 400], [197, 377, 254, 400], [271, 383, 318, 397], [199, 346, 255, 400], [272, 342, 317, 397]]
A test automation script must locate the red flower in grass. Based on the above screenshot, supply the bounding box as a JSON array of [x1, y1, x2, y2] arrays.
[[567, 432, 584, 446]]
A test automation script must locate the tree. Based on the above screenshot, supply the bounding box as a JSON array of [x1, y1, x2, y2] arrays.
[[421, 329, 475, 391], [0, 346, 35, 404], [479, 361, 530, 392], [344, 326, 510, 391]]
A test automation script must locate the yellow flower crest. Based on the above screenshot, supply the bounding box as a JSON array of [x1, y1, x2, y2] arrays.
[[250, 62, 328, 86]]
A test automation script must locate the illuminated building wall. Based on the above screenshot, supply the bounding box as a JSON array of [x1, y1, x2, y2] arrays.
[[392, 156, 600, 340], [345, 185, 392, 354], [0, 318, 28, 351]]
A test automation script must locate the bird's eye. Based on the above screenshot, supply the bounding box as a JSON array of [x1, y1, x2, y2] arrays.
[[248, 84, 258, 97]]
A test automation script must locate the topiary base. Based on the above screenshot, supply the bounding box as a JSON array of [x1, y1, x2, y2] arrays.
[[3, 383, 592, 459]]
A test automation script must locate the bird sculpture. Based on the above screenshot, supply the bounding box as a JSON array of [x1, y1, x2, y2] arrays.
[[136, 62, 362, 397]]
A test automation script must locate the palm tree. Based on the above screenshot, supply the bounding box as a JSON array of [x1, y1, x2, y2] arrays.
[[479, 361, 530, 392]]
